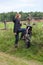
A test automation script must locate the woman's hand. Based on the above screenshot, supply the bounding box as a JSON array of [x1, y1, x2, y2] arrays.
[[14, 33, 17, 35]]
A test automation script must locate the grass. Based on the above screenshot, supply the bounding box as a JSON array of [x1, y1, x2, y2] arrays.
[[0, 21, 43, 64], [0, 52, 28, 65], [0, 52, 42, 65]]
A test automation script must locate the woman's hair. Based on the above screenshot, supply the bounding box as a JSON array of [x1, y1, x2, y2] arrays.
[[15, 13, 21, 19]]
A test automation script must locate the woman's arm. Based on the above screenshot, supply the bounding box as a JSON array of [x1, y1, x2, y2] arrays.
[[13, 16, 15, 23]]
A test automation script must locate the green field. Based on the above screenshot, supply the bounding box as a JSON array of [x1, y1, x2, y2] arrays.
[[0, 22, 43, 65]]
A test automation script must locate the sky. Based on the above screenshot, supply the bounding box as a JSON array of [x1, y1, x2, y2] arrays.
[[0, 0, 43, 13]]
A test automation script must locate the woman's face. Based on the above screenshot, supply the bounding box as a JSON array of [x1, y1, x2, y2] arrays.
[[15, 14, 21, 20]]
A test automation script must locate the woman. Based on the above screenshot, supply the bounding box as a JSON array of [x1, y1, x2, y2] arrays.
[[13, 13, 26, 48]]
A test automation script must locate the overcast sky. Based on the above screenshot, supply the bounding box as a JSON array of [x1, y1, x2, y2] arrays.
[[0, 0, 43, 13]]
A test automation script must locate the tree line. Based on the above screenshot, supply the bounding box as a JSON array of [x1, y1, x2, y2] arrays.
[[0, 11, 43, 22]]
